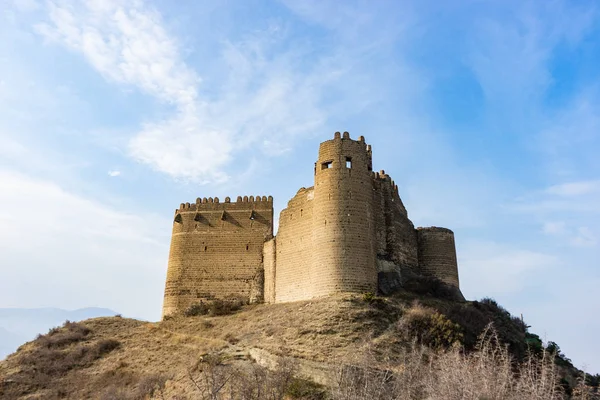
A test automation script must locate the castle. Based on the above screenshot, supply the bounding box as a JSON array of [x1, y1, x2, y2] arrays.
[[162, 132, 461, 317]]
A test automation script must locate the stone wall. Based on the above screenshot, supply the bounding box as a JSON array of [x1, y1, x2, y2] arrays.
[[274, 187, 315, 302], [263, 237, 277, 304], [416, 227, 460, 288], [371, 173, 419, 293], [273, 133, 378, 303], [372, 172, 419, 270], [162, 196, 273, 317], [310, 133, 378, 298]]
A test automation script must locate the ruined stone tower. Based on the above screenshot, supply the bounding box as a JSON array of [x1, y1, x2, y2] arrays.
[[162, 133, 461, 317], [273, 132, 378, 302], [162, 196, 273, 318]]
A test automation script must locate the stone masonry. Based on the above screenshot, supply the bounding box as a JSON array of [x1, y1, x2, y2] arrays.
[[162, 133, 462, 317]]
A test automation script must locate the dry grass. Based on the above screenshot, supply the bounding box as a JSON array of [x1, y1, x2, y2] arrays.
[[0, 295, 597, 399]]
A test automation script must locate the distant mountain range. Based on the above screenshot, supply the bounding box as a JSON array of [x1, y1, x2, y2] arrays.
[[0, 307, 117, 360]]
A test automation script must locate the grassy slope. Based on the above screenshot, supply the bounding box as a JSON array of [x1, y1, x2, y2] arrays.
[[0, 292, 587, 399]]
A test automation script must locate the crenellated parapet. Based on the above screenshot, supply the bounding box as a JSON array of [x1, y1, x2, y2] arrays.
[[175, 195, 273, 213]]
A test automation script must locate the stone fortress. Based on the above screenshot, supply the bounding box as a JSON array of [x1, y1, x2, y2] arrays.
[[162, 132, 461, 318]]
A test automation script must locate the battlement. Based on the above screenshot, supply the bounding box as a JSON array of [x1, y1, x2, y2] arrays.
[[316, 132, 373, 177], [176, 195, 273, 213], [417, 226, 454, 234], [371, 170, 404, 202], [332, 131, 366, 142], [326, 132, 370, 151]]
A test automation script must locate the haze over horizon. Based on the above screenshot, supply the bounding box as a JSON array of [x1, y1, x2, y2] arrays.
[[1, 0, 598, 373]]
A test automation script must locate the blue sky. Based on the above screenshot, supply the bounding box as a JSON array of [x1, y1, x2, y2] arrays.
[[1, 0, 599, 373]]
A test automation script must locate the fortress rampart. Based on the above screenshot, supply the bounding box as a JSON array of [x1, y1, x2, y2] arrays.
[[162, 133, 462, 317], [416, 227, 459, 288], [162, 196, 273, 318]]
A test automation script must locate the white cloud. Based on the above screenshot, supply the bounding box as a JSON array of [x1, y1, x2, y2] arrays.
[[128, 110, 232, 183], [107, 170, 121, 177], [0, 170, 169, 320], [34, 0, 230, 182], [467, 1, 595, 116], [542, 221, 566, 235], [459, 241, 559, 298], [35, 0, 198, 106], [12, 0, 39, 12], [571, 226, 597, 247], [32, 0, 344, 183], [546, 180, 600, 197], [30, 0, 424, 184]]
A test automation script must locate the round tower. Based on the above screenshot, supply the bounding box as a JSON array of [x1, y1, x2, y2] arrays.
[[416, 227, 460, 288], [310, 132, 377, 297]]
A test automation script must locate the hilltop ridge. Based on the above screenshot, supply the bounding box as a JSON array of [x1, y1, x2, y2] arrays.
[[1, 292, 597, 399]]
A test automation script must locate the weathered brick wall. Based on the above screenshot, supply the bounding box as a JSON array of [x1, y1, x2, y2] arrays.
[[274, 133, 378, 302], [162, 196, 273, 317], [372, 172, 419, 270], [416, 227, 459, 288], [263, 237, 276, 304], [310, 133, 378, 297], [274, 187, 315, 302]]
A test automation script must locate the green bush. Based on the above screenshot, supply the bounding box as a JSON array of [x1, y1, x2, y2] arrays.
[[362, 292, 376, 303], [525, 332, 544, 355], [446, 298, 528, 359], [397, 303, 463, 349], [585, 373, 600, 388], [286, 378, 327, 399], [403, 275, 457, 300], [185, 302, 210, 316]]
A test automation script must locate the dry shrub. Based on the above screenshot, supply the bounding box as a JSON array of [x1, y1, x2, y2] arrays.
[[100, 386, 133, 400], [136, 373, 169, 399], [20, 337, 121, 378], [36, 320, 91, 348], [185, 299, 244, 317], [329, 326, 575, 400], [186, 351, 312, 400], [286, 378, 327, 400], [4, 321, 121, 397], [396, 302, 463, 349], [95, 371, 170, 400], [95, 339, 121, 356]]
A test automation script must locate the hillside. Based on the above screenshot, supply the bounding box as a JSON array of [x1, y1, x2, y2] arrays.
[[0, 308, 117, 360], [0, 293, 597, 399]]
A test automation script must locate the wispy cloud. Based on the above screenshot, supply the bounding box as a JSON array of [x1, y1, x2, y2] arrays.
[[467, 2, 595, 114], [12, 0, 39, 12], [542, 221, 566, 235], [546, 180, 600, 197], [33, 0, 381, 183], [459, 240, 559, 298], [34, 0, 228, 182], [570, 226, 597, 247], [35, 0, 199, 105]]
